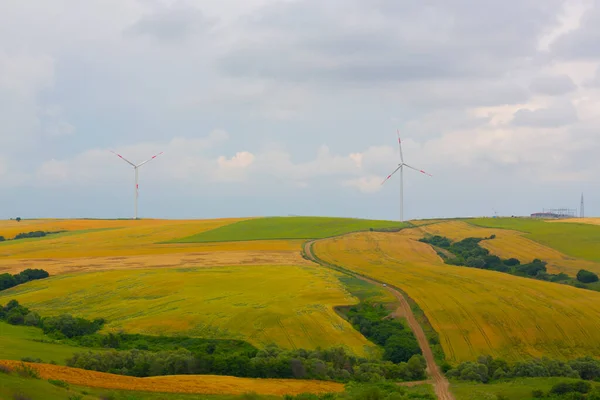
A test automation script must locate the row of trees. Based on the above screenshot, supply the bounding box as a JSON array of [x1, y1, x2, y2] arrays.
[[346, 303, 421, 364], [0, 269, 49, 291], [0, 300, 105, 338], [66, 345, 427, 382], [0, 229, 61, 242], [447, 355, 600, 383], [419, 235, 599, 288]]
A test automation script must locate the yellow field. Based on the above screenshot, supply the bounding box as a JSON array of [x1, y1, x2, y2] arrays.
[[412, 221, 600, 276], [0, 360, 344, 395], [0, 265, 374, 354], [0, 218, 309, 275], [314, 230, 600, 363], [553, 218, 600, 226]]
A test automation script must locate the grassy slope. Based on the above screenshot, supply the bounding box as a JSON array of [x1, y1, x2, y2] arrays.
[[0, 322, 85, 364], [0, 266, 373, 354], [314, 229, 600, 363], [468, 218, 600, 263], [451, 377, 599, 400], [172, 217, 406, 243]]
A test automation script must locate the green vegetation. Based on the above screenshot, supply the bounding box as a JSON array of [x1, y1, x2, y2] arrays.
[[345, 304, 422, 365], [0, 268, 49, 291], [67, 343, 426, 382], [172, 217, 405, 243], [451, 377, 600, 400], [336, 276, 394, 303], [448, 355, 600, 383], [468, 218, 600, 263], [0, 322, 85, 364], [286, 382, 435, 400], [419, 235, 599, 291]]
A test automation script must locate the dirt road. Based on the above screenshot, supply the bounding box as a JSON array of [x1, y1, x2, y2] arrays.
[[303, 241, 455, 400]]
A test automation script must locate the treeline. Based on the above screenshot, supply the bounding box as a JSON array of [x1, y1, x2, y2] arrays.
[[533, 380, 600, 399], [419, 235, 599, 289], [448, 355, 600, 383], [0, 230, 63, 242], [346, 303, 421, 364], [66, 345, 427, 382], [0, 300, 104, 338], [284, 382, 435, 400], [0, 269, 49, 291]]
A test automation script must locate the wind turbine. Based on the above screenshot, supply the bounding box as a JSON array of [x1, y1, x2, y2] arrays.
[[111, 150, 163, 219], [381, 131, 431, 222]]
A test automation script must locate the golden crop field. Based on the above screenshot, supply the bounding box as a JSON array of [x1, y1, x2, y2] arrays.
[[0, 265, 374, 354], [0, 360, 344, 395], [552, 218, 600, 226], [314, 230, 600, 363], [0, 218, 309, 275], [412, 221, 600, 276]]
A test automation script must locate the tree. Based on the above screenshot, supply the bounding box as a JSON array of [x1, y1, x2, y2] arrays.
[[504, 258, 520, 266], [0, 274, 16, 291], [466, 256, 486, 269], [16, 217, 21, 222], [577, 270, 599, 284], [0, 236, 5, 242]]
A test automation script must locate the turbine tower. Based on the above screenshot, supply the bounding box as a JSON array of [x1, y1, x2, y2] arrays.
[[381, 131, 431, 222], [111, 150, 163, 219], [581, 193, 585, 218]]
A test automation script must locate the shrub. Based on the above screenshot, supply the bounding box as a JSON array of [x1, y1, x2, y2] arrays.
[[20, 357, 42, 363], [12, 393, 32, 400], [577, 270, 599, 284], [14, 363, 40, 379], [0, 364, 12, 374], [48, 379, 70, 389], [68, 395, 83, 400], [531, 389, 544, 398]]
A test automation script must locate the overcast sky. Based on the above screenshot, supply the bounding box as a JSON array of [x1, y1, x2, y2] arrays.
[[1, 0, 599, 220]]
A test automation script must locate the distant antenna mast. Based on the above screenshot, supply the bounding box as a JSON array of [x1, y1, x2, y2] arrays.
[[581, 193, 585, 218]]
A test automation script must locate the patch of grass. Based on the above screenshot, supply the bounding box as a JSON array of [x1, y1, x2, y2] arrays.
[[0, 322, 87, 364], [171, 217, 406, 243], [451, 377, 600, 400], [337, 275, 395, 303], [468, 218, 600, 263], [48, 378, 70, 389]]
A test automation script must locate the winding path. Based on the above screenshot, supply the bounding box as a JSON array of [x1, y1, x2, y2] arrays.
[[303, 240, 455, 400]]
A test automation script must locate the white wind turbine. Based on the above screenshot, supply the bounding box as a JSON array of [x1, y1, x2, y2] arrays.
[[381, 131, 431, 222], [111, 150, 163, 219]]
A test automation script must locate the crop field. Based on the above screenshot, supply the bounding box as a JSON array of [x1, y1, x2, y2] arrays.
[[313, 229, 600, 363], [413, 220, 600, 276], [0, 322, 85, 364], [0, 265, 374, 354], [0, 360, 345, 395], [557, 217, 600, 226], [173, 216, 405, 243], [468, 217, 600, 263]]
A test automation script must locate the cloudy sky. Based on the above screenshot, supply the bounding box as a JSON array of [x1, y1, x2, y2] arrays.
[[1, 0, 599, 220]]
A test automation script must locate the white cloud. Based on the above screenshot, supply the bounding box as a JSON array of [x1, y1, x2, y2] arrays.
[[343, 176, 383, 193]]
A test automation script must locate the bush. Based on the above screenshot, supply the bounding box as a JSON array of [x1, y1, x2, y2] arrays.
[[20, 357, 42, 363], [577, 270, 599, 284], [12, 393, 32, 400], [48, 379, 70, 389], [531, 389, 544, 398], [14, 363, 40, 379], [0, 364, 12, 374]]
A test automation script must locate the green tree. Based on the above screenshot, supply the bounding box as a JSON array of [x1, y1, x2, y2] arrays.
[[576, 269, 599, 283]]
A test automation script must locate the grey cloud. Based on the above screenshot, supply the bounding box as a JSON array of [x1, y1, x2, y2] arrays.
[[219, 0, 562, 84], [125, 3, 214, 42], [511, 102, 578, 128], [551, 3, 600, 60], [529, 74, 577, 95]]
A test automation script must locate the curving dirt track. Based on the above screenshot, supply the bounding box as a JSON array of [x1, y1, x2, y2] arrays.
[[303, 240, 455, 400]]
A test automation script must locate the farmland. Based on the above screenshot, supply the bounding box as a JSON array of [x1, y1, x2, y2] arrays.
[[413, 220, 600, 275], [0, 265, 374, 354], [173, 216, 405, 243], [0, 360, 344, 396], [313, 228, 600, 363], [468, 217, 600, 263]]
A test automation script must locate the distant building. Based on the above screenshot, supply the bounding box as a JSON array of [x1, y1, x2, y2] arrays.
[[530, 208, 577, 219]]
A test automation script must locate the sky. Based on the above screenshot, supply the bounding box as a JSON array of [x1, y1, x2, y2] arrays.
[[1, 0, 599, 220]]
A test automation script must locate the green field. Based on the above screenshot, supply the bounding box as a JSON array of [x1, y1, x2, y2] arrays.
[[451, 377, 600, 400], [172, 217, 406, 243], [0, 322, 85, 364], [0, 265, 374, 354], [468, 218, 600, 262]]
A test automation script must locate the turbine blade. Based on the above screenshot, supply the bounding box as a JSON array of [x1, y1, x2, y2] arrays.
[[381, 166, 402, 185], [397, 130, 404, 163], [110, 151, 136, 167], [137, 151, 164, 167], [403, 163, 432, 177]]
